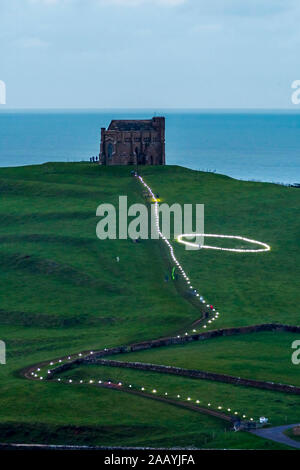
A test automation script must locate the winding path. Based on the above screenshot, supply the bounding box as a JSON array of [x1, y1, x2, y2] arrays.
[[21, 174, 299, 446]]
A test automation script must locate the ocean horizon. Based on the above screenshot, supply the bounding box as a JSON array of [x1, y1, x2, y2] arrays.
[[0, 109, 300, 184]]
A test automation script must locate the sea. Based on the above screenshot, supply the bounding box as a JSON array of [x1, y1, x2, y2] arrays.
[[0, 109, 300, 184]]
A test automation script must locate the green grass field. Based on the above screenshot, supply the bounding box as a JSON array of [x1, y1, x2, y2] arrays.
[[58, 362, 300, 427], [0, 162, 299, 449]]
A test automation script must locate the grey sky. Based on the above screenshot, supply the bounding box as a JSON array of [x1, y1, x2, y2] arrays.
[[0, 0, 300, 108]]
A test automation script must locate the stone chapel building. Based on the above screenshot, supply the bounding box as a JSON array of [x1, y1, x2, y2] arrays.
[[99, 117, 165, 166]]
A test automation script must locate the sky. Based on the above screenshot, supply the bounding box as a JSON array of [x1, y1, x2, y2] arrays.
[[1, 0, 300, 108]]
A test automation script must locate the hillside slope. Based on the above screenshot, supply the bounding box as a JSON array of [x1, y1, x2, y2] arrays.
[[0, 162, 299, 449]]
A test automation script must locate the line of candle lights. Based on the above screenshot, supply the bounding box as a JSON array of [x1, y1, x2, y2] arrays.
[[28, 174, 271, 427], [137, 174, 270, 333], [137, 174, 220, 331], [38, 373, 254, 423]]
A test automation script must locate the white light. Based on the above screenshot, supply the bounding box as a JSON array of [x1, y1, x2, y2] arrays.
[[196, 400, 200, 404], [177, 233, 271, 253], [69, 379, 72, 383], [136, 174, 270, 424], [152, 389, 157, 393]]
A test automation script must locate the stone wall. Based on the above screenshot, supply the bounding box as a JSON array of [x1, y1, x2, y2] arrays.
[[88, 358, 300, 395], [49, 323, 300, 382]]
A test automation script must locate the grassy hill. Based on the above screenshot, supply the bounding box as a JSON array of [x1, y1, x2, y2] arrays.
[[0, 162, 299, 449]]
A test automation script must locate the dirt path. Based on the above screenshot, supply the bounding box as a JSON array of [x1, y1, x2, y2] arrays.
[[97, 382, 233, 422]]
